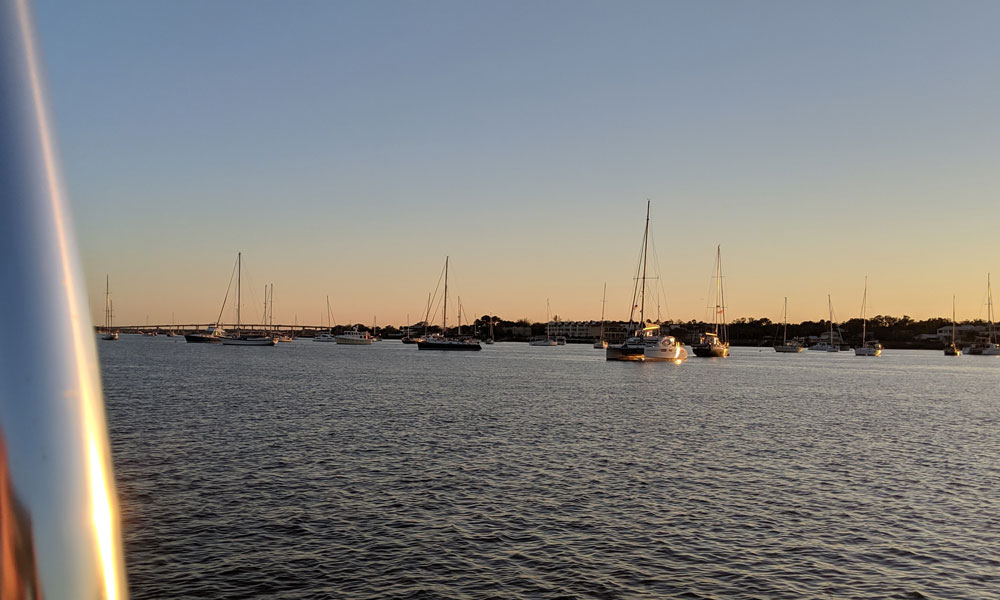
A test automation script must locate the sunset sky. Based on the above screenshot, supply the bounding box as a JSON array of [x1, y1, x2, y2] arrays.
[[32, 1, 1000, 327]]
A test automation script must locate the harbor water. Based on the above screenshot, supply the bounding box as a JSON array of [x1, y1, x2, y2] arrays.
[[100, 338, 1000, 599]]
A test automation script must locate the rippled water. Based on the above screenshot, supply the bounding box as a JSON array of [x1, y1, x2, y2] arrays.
[[99, 337, 1000, 599]]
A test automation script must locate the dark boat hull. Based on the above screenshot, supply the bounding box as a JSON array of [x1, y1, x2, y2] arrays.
[[606, 345, 644, 361], [691, 344, 729, 358], [417, 339, 481, 350], [184, 334, 222, 344]]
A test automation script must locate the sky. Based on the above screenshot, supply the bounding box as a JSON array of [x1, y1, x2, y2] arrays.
[[30, 0, 1000, 327]]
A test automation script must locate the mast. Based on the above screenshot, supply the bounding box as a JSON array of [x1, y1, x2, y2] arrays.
[[639, 200, 649, 330], [989, 273, 995, 344], [104, 274, 110, 332], [236, 251, 241, 334], [860, 276, 868, 346], [717, 245, 726, 342], [952, 294, 957, 346], [600, 282, 607, 340], [326, 295, 333, 333], [782, 297, 788, 345], [828, 295, 833, 346], [443, 256, 449, 334]]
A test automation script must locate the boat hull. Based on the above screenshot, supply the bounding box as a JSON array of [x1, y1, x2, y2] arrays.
[[528, 339, 558, 347], [335, 337, 374, 345], [774, 345, 803, 353], [184, 334, 222, 344], [220, 336, 276, 346], [854, 346, 882, 356], [606, 344, 644, 361], [691, 344, 729, 358], [417, 339, 482, 351], [644, 341, 688, 362], [593, 340, 608, 349]]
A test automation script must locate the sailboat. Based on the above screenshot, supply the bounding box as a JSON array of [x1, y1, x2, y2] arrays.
[[529, 299, 558, 346], [594, 283, 608, 349], [606, 201, 687, 363], [773, 297, 803, 352], [314, 296, 337, 342], [691, 246, 730, 358], [270, 284, 293, 342], [220, 252, 276, 346], [484, 314, 495, 344], [100, 275, 118, 340], [964, 274, 1000, 355], [417, 257, 482, 350], [945, 295, 961, 356], [809, 295, 840, 351], [854, 277, 882, 356]]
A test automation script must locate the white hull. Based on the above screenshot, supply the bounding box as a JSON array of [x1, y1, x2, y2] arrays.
[[643, 338, 688, 362], [854, 347, 882, 356], [313, 334, 337, 342]]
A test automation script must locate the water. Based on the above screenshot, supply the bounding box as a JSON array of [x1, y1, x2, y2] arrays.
[[100, 338, 1000, 599]]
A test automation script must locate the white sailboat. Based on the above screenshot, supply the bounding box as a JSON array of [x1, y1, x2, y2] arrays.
[[484, 314, 495, 344], [691, 246, 730, 358], [100, 275, 118, 340], [606, 200, 687, 363], [773, 297, 803, 352], [417, 257, 482, 351], [529, 299, 558, 346], [314, 296, 337, 342], [964, 274, 1000, 355], [809, 295, 840, 352], [944, 295, 961, 356], [594, 283, 608, 349], [854, 277, 882, 356], [220, 252, 276, 346]]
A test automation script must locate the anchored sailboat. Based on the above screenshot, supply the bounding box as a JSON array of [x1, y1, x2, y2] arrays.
[[220, 252, 276, 346], [945, 295, 961, 356], [854, 277, 882, 356], [529, 299, 558, 346], [964, 274, 1000, 355], [606, 201, 686, 363], [314, 296, 337, 342], [594, 283, 608, 349], [773, 297, 803, 352], [417, 257, 482, 351], [100, 275, 118, 341], [691, 246, 730, 358]]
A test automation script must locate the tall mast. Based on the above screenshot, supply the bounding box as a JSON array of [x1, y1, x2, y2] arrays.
[[952, 294, 957, 345], [828, 295, 834, 346], [989, 273, 994, 344], [717, 245, 726, 342], [782, 297, 788, 345], [236, 252, 241, 333], [639, 200, 650, 330], [860, 276, 868, 345], [105, 274, 110, 331], [600, 282, 607, 339], [443, 256, 449, 334]]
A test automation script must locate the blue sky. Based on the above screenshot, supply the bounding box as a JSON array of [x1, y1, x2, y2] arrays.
[[32, 1, 1000, 326]]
